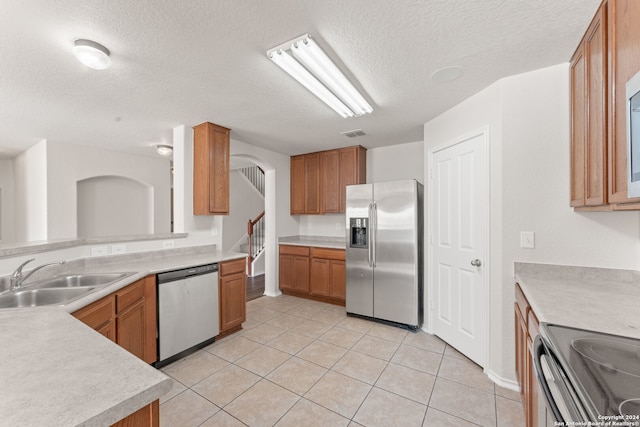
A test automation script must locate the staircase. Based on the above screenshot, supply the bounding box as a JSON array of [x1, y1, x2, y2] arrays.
[[239, 166, 265, 196], [238, 166, 266, 276]]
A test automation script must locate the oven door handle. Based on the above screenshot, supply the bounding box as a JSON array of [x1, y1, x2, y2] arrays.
[[533, 335, 565, 423]]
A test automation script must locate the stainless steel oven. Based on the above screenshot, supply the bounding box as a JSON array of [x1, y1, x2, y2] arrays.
[[534, 323, 640, 427]]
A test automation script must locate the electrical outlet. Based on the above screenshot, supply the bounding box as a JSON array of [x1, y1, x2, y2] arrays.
[[211, 226, 218, 236], [336, 222, 342, 230], [90, 246, 108, 257], [520, 231, 535, 249], [162, 240, 175, 249], [111, 244, 126, 254]]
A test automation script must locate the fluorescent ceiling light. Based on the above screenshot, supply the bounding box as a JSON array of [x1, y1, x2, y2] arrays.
[[268, 34, 372, 118], [73, 39, 111, 70]]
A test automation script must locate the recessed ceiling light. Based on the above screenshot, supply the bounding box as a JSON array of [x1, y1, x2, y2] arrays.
[[430, 66, 464, 83], [73, 39, 111, 70]]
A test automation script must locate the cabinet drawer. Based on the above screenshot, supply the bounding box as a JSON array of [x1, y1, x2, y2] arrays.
[[220, 258, 246, 276], [73, 296, 114, 330], [515, 283, 530, 320], [310, 247, 345, 261], [279, 245, 310, 257], [116, 280, 145, 313]]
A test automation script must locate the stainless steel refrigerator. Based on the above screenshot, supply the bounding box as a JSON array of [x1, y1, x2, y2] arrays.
[[345, 179, 423, 330]]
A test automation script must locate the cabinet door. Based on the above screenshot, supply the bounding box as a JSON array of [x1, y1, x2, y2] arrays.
[[279, 254, 294, 291], [330, 260, 346, 300], [293, 256, 310, 292], [117, 300, 146, 361], [338, 146, 366, 212], [73, 296, 116, 343], [514, 303, 527, 402], [571, 46, 587, 207], [305, 153, 321, 214], [608, 0, 640, 204], [220, 273, 246, 332], [585, 6, 608, 206], [321, 150, 340, 213], [193, 122, 230, 215], [290, 156, 305, 214], [310, 258, 331, 296]]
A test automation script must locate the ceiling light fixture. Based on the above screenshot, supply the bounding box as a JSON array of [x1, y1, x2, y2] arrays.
[[155, 144, 173, 157], [430, 66, 464, 84], [268, 34, 373, 118], [73, 39, 111, 70]]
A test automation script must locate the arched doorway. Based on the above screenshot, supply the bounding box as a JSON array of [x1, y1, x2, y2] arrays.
[[229, 154, 280, 297]]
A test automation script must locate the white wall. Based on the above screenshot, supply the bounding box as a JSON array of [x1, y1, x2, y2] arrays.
[[14, 141, 48, 242], [222, 170, 264, 250], [0, 159, 16, 243], [45, 141, 171, 240], [367, 140, 424, 183], [77, 176, 153, 237], [298, 141, 425, 238], [424, 63, 640, 385]]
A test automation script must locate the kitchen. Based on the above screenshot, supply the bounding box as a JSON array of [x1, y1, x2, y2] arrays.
[[1, 0, 640, 426]]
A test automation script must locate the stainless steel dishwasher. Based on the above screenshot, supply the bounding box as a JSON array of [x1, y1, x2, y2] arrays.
[[156, 263, 219, 367]]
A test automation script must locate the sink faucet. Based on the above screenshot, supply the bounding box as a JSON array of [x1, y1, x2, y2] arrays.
[[10, 258, 66, 291]]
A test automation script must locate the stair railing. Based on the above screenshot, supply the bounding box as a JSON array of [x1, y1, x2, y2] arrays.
[[247, 210, 265, 276], [239, 166, 265, 197]]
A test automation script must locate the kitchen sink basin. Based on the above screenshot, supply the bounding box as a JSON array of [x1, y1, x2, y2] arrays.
[[0, 287, 95, 309], [29, 273, 131, 289]]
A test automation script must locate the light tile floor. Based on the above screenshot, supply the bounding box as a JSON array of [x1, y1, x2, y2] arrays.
[[159, 295, 525, 427]]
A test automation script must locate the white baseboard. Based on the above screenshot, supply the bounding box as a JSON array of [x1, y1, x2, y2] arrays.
[[486, 369, 519, 391]]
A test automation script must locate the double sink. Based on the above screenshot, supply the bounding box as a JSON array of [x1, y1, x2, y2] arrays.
[[0, 273, 134, 309]]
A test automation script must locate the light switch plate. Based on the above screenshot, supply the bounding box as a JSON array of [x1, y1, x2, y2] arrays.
[[520, 231, 535, 249]]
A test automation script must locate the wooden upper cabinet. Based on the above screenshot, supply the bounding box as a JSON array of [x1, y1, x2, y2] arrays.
[[571, 46, 587, 207], [571, 3, 608, 208], [292, 145, 366, 215], [290, 156, 305, 214], [338, 146, 366, 212], [608, 0, 640, 205], [321, 150, 340, 213], [571, 0, 640, 210], [305, 153, 321, 214], [193, 122, 230, 215], [585, 5, 608, 207], [290, 153, 321, 215]]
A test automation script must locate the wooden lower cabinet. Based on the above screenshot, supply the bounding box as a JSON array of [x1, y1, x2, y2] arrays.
[[309, 247, 346, 301], [73, 276, 157, 364], [111, 400, 159, 427], [515, 283, 544, 427], [218, 258, 247, 337], [279, 245, 310, 292], [279, 244, 345, 305]]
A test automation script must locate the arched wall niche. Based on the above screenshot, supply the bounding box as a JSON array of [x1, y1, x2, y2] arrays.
[[77, 175, 153, 238]]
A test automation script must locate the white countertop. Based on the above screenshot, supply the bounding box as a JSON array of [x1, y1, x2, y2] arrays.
[[514, 263, 640, 339], [0, 309, 172, 426], [278, 235, 345, 250], [0, 247, 247, 425]]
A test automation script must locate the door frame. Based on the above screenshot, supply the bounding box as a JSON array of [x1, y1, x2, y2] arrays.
[[425, 126, 491, 369]]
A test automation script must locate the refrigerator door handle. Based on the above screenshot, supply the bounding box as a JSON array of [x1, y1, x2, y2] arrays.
[[368, 203, 373, 267], [372, 202, 377, 267]]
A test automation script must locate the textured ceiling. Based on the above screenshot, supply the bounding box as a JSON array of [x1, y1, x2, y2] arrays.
[[0, 0, 600, 159]]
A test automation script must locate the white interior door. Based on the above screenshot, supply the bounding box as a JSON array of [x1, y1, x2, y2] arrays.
[[431, 132, 487, 367]]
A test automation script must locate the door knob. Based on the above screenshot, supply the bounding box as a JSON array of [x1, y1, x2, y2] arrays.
[[470, 259, 482, 267]]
